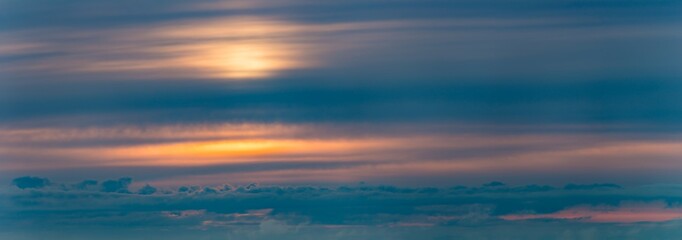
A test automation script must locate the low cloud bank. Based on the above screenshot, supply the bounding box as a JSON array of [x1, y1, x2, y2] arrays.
[[3, 176, 682, 239]]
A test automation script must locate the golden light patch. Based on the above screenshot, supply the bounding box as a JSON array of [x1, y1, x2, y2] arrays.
[[88, 138, 401, 166], [185, 41, 306, 79]]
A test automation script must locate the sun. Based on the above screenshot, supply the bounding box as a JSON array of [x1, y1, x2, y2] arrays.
[[154, 40, 305, 80], [220, 44, 279, 78], [183, 41, 305, 80]]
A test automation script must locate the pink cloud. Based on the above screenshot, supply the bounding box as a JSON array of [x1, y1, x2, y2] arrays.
[[501, 202, 682, 223]]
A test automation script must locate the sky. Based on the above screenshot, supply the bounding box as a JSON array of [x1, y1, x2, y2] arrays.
[[1, 0, 682, 239]]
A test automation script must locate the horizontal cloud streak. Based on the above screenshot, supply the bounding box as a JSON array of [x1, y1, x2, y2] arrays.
[[502, 202, 682, 223], [2, 0, 681, 82], [3, 79, 682, 128], [2, 123, 682, 185]]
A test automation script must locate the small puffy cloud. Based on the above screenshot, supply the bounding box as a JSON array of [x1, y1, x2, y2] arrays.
[[138, 184, 157, 195], [11, 176, 50, 189], [201, 187, 219, 194], [101, 177, 132, 193]]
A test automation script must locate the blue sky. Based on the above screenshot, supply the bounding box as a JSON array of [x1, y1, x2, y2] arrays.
[[1, 0, 682, 239]]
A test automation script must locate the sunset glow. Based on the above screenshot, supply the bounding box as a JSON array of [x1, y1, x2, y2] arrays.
[[2, 1, 682, 239]]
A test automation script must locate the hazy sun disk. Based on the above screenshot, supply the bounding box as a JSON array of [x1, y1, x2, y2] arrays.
[[132, 39, 306, 79], [190, 41, 305, 79], [148, 17, 312, 79]]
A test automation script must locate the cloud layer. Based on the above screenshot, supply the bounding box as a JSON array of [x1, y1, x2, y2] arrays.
[[2, 1, 682, 239], [3, 176, 682, 239], [2, 123, 682, 186]]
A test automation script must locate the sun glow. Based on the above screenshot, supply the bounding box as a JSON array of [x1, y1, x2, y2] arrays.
[[144, 17, 313, 80], [223, 45, 272, 77], [193, 41, 305, 79], [10, 17, 316, 80]]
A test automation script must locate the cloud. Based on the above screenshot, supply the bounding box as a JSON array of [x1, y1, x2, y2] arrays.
[[4, 177, 682, 239], [7, 177, 682, 221], [3, 123, 682, 186], [137, 184, 157, 195], [1, 1, 681, 239], [482, 181, 505, 187], [100, 177, 132, 193], [564, 183, 622, 190], [11, 176, 50, 189], [1, 0, 681, 135], [73, 179, 98, 190], [501, 201, 682, 223], [3, 0, 682, 87]]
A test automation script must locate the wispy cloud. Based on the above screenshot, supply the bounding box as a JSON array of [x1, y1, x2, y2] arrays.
[[502, 202, 682, 223], [2, 1, 682, 239], [3, 0, 680, 82], [2, 123, 682, 185]]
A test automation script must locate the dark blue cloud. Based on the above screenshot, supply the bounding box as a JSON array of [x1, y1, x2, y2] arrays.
[[564, 183, 622, 190], [73, 180, 98, 191], [137, 184, 157, 195], [2, 0, 680, 30], [100, 177, 132, 193], [3, 78, 682, 129], [4, 177, 682, 239], [11, 176, 50, 189], [6, 177, 682, 220]]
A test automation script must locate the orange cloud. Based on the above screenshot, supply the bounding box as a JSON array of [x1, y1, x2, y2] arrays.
[[2, 123, 682, 184]]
